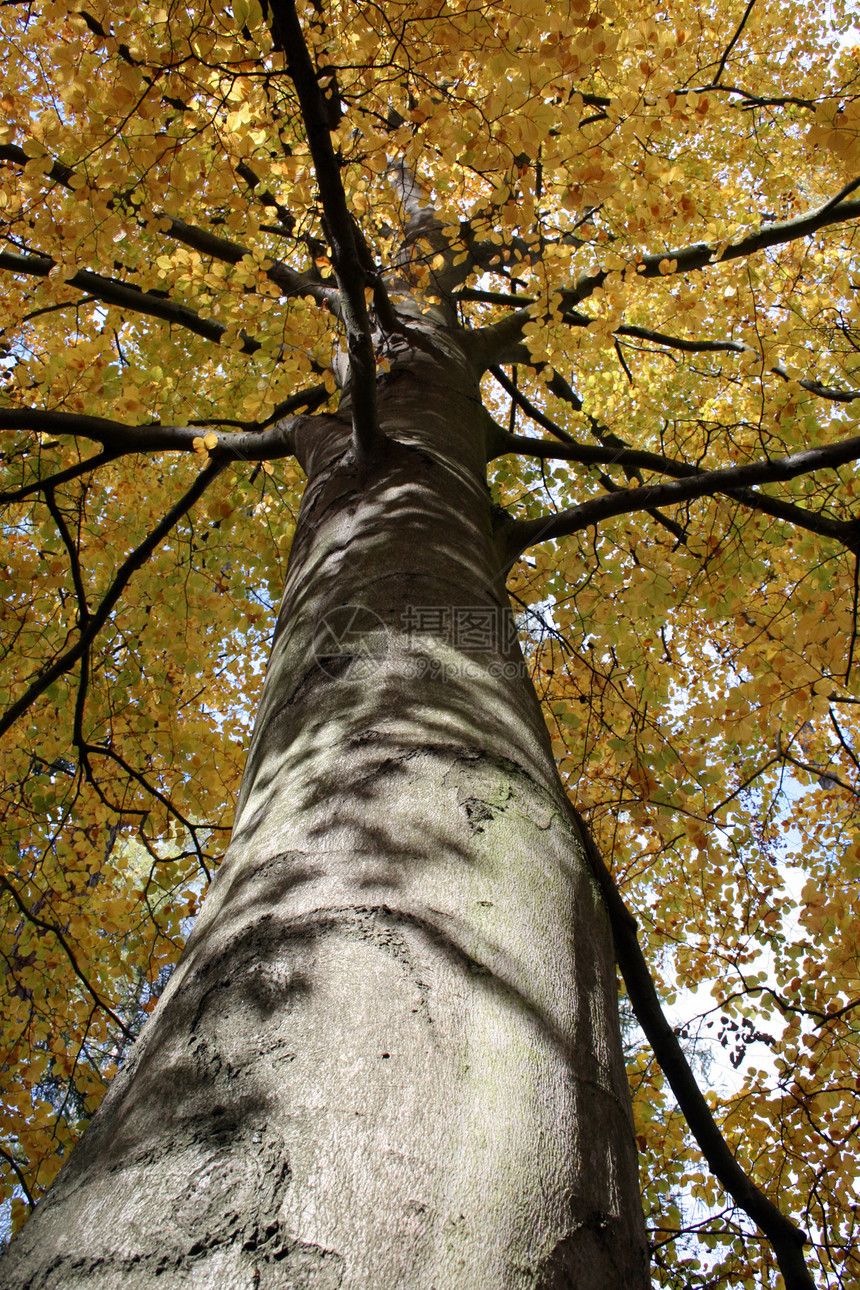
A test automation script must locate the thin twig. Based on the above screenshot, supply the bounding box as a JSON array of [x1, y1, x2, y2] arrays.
[[713, 0, 758, 84]]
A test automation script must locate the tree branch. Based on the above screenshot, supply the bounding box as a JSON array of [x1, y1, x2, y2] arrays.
[[235, 159, 296, 231], [506, 434, 860, 560], [568, 808, 815, 1290], [264, 0, 379, 457], [0, 403, 323, 462], [0, 1145, 34, 1206], [0, 450, 121, 506], [574, 191, 860, 301], [468, 192, 860, 366], [78, 741, 213, 882], [155, 215, 335, 308], [43, 488, 90, 626], [819, 176, 860, 217], [0, 142, 331, 309], [472, 304, 860, 406], [74, 8, 192, 111], [488, 373, 688, 541], [0, 142, 74, 187], [489, 366, 577, 445], [712, 0, 758, 84], [0, 251, 263, 352], [616, 326, 860, 404], [489, 371, 848, 546], [496, 429, 851, 538]]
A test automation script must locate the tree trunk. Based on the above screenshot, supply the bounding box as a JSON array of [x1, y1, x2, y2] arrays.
[[1, 326, 649, 1288]]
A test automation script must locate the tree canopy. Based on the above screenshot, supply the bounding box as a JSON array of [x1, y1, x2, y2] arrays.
[[1, 0, 860, 1284]]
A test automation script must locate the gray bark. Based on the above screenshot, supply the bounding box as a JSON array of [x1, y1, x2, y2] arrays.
[[1, 323, 648, 1288]]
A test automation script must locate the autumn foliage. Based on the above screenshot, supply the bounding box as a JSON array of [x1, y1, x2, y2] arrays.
[[1, 0, 860, 1284]]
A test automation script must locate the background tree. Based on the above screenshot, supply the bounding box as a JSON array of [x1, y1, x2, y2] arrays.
[[1, 0, 859, 1285]]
